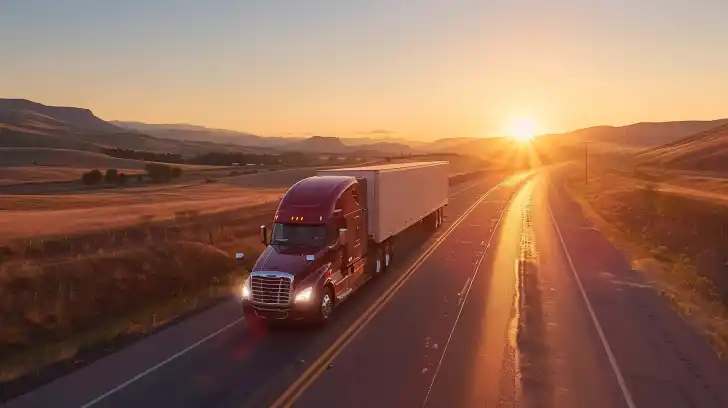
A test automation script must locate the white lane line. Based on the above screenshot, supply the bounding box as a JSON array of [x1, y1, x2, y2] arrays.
[[421, 187, 519, 408], [459, 277, 471, 297], [547, 202, 637, 408], [457, 277, 471, 306], [80, 317, 245, 408], [451, 177, 490, 196]]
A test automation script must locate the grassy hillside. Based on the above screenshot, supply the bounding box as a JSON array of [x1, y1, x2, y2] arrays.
[[0, 99, 252, 154], [540, 119, 728, 148], [639, 123, 728, 171]]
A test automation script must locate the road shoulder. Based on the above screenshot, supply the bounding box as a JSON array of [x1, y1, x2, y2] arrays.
[[547, 180, 728, 408]]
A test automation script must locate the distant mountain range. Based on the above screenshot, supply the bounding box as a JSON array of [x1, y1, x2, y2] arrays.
[[109, 121, 293, 148], [110, 121, 417, 155], [3, 98, 728, 170]]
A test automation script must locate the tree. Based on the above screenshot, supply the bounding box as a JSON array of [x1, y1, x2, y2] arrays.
[[146, 163, 183, 183], [81, 169, 103, 185], [117, 173, 128, 185], [104, 168, 119, 183]]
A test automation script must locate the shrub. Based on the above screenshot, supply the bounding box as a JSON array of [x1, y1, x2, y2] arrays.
[[146, 163, 183, 183], [104, 168, 119, 183], [81, 169, 103, 185], [117, 173, 129, 185]]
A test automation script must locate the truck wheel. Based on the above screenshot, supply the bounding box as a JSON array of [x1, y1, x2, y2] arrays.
[[373, 245, 385, 276], [426, 210, 439, 231], [313, 286, 335, 324], [436, 208, 443, 228], [384, 241, 392, 268]]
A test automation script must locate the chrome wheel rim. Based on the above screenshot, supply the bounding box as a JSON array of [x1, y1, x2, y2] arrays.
[[385, 252, 390, 266], [375, 258, 382, 274], [321, 293, 333, 318]]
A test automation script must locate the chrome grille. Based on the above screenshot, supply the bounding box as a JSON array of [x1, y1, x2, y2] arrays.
[[251, 272, 293, 305]]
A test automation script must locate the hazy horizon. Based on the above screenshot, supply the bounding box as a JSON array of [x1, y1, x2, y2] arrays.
[[2, 1, 728, 141]]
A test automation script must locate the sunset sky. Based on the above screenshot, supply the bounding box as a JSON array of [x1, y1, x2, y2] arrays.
[[2, 0, 728, 141]]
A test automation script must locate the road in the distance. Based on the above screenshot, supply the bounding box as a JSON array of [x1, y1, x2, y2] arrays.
[[3, 172, 522, 408]]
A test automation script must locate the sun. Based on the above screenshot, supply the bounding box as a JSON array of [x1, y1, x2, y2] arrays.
[[506, 117, 537, 142]]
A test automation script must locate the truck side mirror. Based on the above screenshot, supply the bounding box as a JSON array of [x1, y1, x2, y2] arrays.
[[260, 225, 267, 245], [338, 228, 347, 246]]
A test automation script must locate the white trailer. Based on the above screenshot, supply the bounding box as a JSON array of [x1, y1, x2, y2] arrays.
[[318, 161, 449, 243]]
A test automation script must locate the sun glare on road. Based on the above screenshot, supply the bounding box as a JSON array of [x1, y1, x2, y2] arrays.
[[507, 117, 537, 142]]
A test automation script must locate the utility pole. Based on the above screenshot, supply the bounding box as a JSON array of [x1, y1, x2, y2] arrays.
[[584, 141, 589, 185]]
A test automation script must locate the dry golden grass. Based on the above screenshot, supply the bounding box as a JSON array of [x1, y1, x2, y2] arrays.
[[0, 218, 267, 385], [0, 183, 286, 242], [0, 167, 102, 186], [0, 148, 221, 172], [563, 167, 728, 358], [0, 155, 488, 242]]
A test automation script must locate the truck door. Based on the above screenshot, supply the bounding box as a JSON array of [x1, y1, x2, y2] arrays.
[[332, 217, 351, 300], [345, 187, 367, 287]]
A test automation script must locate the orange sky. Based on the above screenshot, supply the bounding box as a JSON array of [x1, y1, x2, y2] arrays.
[[2, 1, 728, 141]]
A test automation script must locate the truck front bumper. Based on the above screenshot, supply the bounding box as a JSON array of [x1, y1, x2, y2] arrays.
[[241, 299, 318, 322]]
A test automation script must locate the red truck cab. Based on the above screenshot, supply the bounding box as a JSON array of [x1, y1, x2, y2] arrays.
[[240, 175, 371, 324]]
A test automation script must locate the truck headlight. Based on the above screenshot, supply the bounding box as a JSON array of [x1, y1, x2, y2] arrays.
[[241, 277, 251, 299], [294, 286, 313, 303]]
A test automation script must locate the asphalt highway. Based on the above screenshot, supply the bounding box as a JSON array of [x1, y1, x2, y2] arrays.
[[6, 169, 728, 408]]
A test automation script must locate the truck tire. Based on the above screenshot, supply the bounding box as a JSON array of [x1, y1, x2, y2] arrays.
[[312, 286, 335, 325], [373, 245, 385, 276], [425, 209, 439, 231], [384, 240, 392, 268], [436, 207, 443, 228]]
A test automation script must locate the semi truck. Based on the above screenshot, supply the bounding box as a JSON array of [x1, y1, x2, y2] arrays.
[[239, 161, 449, 325]]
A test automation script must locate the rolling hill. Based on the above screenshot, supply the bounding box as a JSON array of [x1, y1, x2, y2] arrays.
[[538, 119, 728, 148], [0, 99, 122, 133], [0, 99, 189, 152], [639, 123, 728, 171], [110, 121, 297, 148], [278, 135, 416, 156], [420, 119, 728, 165]]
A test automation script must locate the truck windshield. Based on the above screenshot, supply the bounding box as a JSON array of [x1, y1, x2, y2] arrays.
[[270, 223, 332, 248]]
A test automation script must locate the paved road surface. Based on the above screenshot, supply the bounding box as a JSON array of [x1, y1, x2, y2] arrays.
[[6, 169, 728, 408]]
